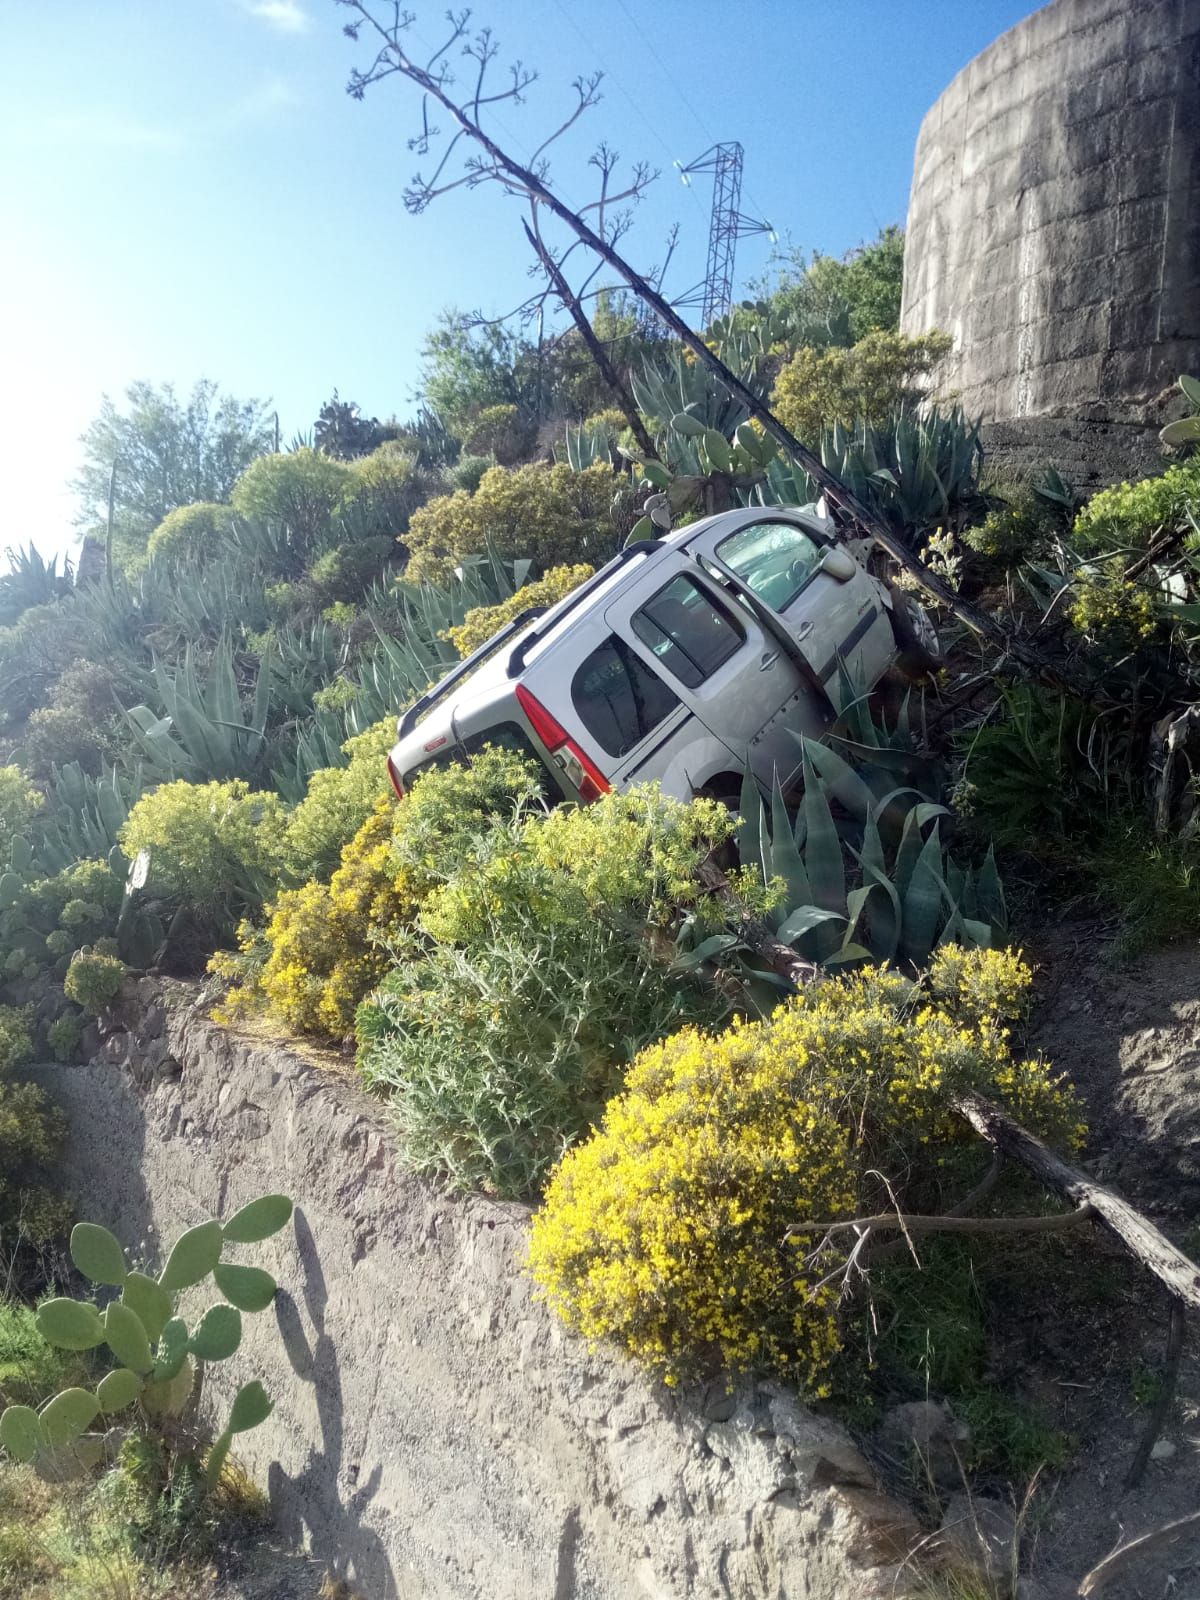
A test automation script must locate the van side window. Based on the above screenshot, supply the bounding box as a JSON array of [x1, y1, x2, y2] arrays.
[[630, 574, 745, 690], [571, 635, 680, 757], [717, 521, 823, 611]]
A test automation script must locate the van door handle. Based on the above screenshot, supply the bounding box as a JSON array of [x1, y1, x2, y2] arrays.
[[793, 621, 814, 641], [758, 650, 779, 670]]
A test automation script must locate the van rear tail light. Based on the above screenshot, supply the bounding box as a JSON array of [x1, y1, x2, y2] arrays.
[[515, 684, 611, 803], [386, 755, 406, 800]]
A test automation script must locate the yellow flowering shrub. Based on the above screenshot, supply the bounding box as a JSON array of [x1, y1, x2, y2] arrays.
[[282, 717, 395, 881], [404, 462, 617, 584], [442, 564, 594, 658], [530, 948, 1084, 1388], [214, 747, 548, 1039], [1068, 562, 1157, 648], [771, 329, 952, 442], [529, 1020, 856, 1388]]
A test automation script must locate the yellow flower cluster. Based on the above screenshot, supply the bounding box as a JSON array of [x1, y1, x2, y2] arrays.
[[530, 949, 1084, 1388], [442, 564, 594, 659], [1068, 562, 1157, 647], [214, 800, 419, 1038], [529, 1017, 856, 1390]]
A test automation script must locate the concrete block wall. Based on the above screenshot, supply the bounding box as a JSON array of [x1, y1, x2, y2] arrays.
[[902, 0, 1200, 444]]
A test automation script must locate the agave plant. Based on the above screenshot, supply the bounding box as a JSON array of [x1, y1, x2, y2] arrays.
[[34, 764, 144, 874], [682, 702, 1003, 990], [631, 345, 762, 438], [0, 544, 74, 627], [120, 640, 272, 784], [818, 408, 984, 535]]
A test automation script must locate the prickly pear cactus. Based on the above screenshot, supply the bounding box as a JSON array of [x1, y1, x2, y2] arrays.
[[0, 1195, 293, 1485]]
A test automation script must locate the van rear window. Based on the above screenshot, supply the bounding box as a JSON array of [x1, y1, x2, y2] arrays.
[[571, 634, 679, 758]]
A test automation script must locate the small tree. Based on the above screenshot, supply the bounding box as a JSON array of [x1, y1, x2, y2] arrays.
[[74, 380, 274, 569]]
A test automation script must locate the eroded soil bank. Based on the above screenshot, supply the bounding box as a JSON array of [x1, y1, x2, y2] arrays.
[[35, 982, 918, 1600]]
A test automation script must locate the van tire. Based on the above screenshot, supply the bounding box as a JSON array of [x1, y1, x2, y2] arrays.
[[697, 777, 744, 869], [887, 586, 943, 679]]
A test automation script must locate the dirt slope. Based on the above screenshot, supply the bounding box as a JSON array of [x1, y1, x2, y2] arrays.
[[1022, 931, 1200, 1595]]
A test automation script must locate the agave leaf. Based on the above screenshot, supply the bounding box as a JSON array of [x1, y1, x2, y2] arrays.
[[975, 845, 1006, 932], [776, 905, 845, 944], [900, 823, 944, 966], [892, 808, 926, 899], [768, 779, 811, 925], [736, 766, 763, 879], [800, 750, 846, 962], [671, 934, 740, 972], [797, 735, 877, 823]]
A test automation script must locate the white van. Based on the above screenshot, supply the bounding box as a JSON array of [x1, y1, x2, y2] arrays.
[[387, 506, 940, 805]]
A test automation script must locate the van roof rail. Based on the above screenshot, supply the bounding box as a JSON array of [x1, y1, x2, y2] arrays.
[[398, 605, 548, 738], [505, 540, 663, 678]]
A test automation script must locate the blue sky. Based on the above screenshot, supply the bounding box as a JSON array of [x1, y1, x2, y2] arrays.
[[1, 0, 1038, 557]]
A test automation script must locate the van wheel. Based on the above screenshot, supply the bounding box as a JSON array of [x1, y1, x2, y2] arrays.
[[887, 586, 943, 678]]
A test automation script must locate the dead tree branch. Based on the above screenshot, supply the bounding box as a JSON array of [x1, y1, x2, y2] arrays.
[[522, 217, 658, 461], [954, 1091, 1200, 1313], [787, 1206, 1095, 1241], [1078, 1507, 1200, 1595], [338, 0, 1068, 682]]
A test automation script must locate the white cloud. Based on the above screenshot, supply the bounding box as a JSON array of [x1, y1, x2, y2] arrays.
[[245, 0, 310, 32]]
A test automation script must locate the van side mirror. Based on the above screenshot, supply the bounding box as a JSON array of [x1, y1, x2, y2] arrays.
[[819, 545, 858, 583]]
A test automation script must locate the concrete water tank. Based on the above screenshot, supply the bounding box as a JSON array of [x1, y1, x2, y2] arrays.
[[900, 0, 1200, 484]]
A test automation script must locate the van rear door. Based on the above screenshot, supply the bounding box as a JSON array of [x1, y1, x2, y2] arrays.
[[600, 553, 821, 792]]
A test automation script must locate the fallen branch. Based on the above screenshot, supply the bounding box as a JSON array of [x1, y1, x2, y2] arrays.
[[1078, 1507, 1200, 1595], [697, 859, 821, 989], [787, 1206, 1094, 1241], [1124, 1297, 1186, 1492], [953, 1092, 1200, 1313]]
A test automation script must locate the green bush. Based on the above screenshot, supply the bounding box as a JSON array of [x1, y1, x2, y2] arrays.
[[1073, 460, 1200, 552], [307, 537, 395, 604], [0, 1013, 32, 1075], [963, 487, 1063, 568], [405, 462, 617, 584], [446, 454, 491, 494], [46, 1013, 84, 1064], [282, 718, 395, 882], [19, 662, 124, 780], [0, 770, 40, 861], [772, 329, 952, 443], [0, 1304, 78, 1408], [357, 785, 735, 1196], [462, 403, 535, 465], [64, 949, 126, 1014], [0, 1073, 68, 1243], [345, 440, 423, 535], [231, 448, 354, 551], [147, 503, 235, 563], [120, 780, 288, 939]]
